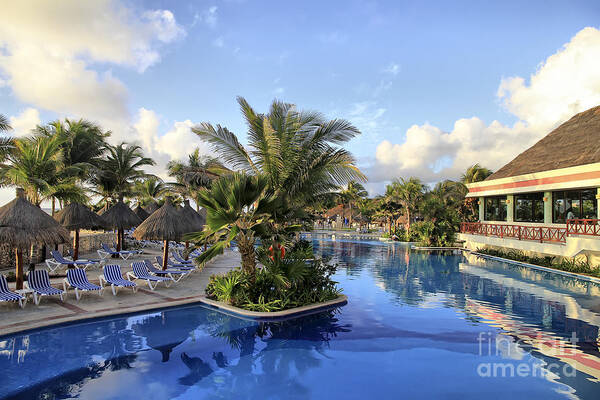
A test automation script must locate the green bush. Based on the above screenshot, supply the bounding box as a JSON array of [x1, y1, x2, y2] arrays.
[[475, 247, 600, 277], [205, 243, 342, 312]]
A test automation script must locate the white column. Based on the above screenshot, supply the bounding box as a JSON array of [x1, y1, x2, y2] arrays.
[[479, 197, 485, 222], [544, 191, 553, 224], [597, 188, 600, 219], [507, 195, 514, 222]]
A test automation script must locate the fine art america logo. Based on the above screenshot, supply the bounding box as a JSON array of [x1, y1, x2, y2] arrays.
[[476, 332, 578, 378]]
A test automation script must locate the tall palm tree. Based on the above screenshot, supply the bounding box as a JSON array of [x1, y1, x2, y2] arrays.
[[0, 114, 14, 163], [461, 164, 493, 184], [134, 177, 166, 206], [167, 148, 229, 210], [1, 135, 86, 207], [93, 143, 155, 202], [339, 181, 368, 226], [387, 177, 425, 232], [192, 97, 365, 211], [185, 172, 280, 279]]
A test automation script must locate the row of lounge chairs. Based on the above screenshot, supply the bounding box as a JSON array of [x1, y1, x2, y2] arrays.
[[0, 257, 200, 307]]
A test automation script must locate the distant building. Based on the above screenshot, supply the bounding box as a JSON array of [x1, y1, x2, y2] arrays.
[[460, 105, 600, 261]]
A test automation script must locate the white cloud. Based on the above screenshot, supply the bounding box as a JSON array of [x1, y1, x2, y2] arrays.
[[0, 1, 185, 122], [194, 6, 218, 28], [369, 27, 600, 186], [212, 36, 225, 48], [383, 63, 400, 76], [8, 108, 41, 137]]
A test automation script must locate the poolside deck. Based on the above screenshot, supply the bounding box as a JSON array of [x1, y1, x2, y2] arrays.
[[0, 247, 239, 336]]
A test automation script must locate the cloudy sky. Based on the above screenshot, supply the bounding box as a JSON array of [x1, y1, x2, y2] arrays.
[[1, 0, 599, 203]]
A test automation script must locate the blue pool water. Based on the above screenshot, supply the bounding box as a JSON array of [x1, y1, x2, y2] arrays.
[[1, 238, 600, 399]]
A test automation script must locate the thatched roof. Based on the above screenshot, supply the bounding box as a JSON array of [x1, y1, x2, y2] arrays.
[[133, 199, 192, 241], [144, 201, 160, 214], [323, 204, 359, 219], [487, 105, 600, 180], [99, 200, 141, 229], [0, 189, 71, 248], [180, 200, 205, 233], [133, 204, 150, 221], [54, 202, 107, 231]]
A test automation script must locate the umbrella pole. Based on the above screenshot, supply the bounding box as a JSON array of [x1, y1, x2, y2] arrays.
[[15, 248, 23, 290], [162, 241, 169, 270], [73, 229, 79, 261], [185, 241, 189, 260], [117, 228, 123, 252]]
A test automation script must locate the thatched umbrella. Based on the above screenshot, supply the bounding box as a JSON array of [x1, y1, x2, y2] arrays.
[[180, 200, 205, 259], [0, 188, 71, 289], [133, 198, 191, 270], [54, 202, 107, 260], [144, 201, 160, 214], [100, 201, 141, 251], [133, 204, 150, 221]]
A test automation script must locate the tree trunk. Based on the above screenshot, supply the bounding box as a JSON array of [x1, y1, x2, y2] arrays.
[[15, 248, 23, 290], [73, 229, 80, 261], [184, 241, 189, 260], [405, 207, 411, 232], [162, 240, 169, 270], [51, 197, 56, 216], [237, 231, 256, 278]]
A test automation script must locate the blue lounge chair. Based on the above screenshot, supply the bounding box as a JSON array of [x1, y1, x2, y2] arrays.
[[126, 262, 171, 290], [26, 270, 64, 305], [45, 250, 97, 273], [156, 256, 195, 271], [0, 275, 25, 308], [98, 243, 140, 261], [144, 260, 189, 283], [171, 251, 193, 265], [63, 269, 103, 300], [67, 249, 101, 264], [99, 265, 137, 296]]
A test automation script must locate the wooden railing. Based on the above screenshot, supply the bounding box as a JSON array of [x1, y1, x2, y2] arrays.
[[460, 222, 568, 243], [566, 219, 600, 236]]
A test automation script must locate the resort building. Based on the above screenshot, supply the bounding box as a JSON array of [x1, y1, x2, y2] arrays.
[[459, 105, 600, 262]]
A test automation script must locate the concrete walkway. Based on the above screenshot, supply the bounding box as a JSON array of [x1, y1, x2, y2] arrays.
[[0, 247, 239, 336]]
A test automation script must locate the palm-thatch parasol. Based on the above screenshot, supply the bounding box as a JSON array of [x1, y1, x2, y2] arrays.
[[0, 188, 71, 289], [133, 198, 192, 270], [54, 202, 107, 260], [133, 204, 150, 221], [100, 201, 141, 251], [144, 201, 160, 214], [180, 200, 205, 259]]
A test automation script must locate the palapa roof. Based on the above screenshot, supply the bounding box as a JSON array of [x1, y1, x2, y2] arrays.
[[100, 201, 141, 229], [323, 204, 359, 219], [133, 204, 150, 221], [180, 200, 205, 233], [144, 201, 160, 214], [487, 105, 600, 180], [0, 189, 71, 248], [133, 199, 192, 241], [54, 202, 107, 231]]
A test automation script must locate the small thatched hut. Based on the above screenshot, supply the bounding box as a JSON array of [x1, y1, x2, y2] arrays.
[[0, 189, 70, 289], [133, 204, 150, 221], [100, 201, 141, 251], [180, 200, 206, 259], [54, 202, 107, 260], [133, 198, 192, 269]]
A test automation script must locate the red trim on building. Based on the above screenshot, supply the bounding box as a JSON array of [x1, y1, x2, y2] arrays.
[[468, 170, 600, 194]]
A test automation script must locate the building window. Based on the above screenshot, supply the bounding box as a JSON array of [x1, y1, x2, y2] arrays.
[[553, 189, 598, 223], [484, 196, 507, 221], [515, 192, 544, 223]]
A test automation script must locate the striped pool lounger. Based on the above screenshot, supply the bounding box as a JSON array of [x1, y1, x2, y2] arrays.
[[63, 269, 103, 300], [127, 262, 172, 291], [99, 265, 137, 296], [27, 270, 64, 305], [0, 275, 25, 308]]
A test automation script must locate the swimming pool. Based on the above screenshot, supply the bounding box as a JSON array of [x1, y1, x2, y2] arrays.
[[0, 238, 599, 399]]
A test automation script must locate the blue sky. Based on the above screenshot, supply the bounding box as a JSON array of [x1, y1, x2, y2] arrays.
[[1, 0, 600, 199]]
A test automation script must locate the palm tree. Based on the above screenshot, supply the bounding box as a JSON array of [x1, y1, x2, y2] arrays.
[[167, 148, 229, 210], [339, 181, 368, 226], [134, 177, 166, 207], [93, 143, 155, 202], [387, 177, 425, 232], [192, 97, 365, 211], [184, 172, 279, 279], [1, 135, 86, 207], [461, 164, 493, 184], [0, 114, 14, 163]]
